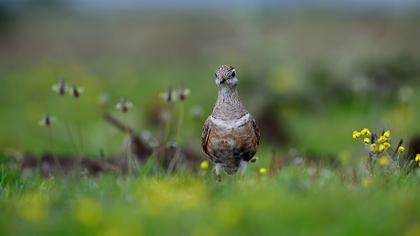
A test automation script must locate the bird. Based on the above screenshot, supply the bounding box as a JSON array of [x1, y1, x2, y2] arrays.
[[201, 65, 260, 180]]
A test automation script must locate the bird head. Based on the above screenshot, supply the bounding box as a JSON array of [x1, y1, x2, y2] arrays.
[[215, 65, 238, 89]]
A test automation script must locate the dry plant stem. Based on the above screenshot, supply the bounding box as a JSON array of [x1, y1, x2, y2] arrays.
[[65, 122, 79, 155], [168, 102, 186, 173], [59, 97, 78, 153], [366, 153, 374, 175], [165, 106, 172, 142], [160, 106, 172, 166], [123, 113, 133, 175], [75, 108, 84, 171], [175, 102, 184, 142], [48, 126, 63, 173], [269, 149, 276, 176], [277, 158, 283, 175], [76, 100, 84, 154], [60, 102, 82, 172]]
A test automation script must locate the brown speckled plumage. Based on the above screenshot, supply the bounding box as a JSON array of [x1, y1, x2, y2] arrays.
[[201, 65, 260, 175]]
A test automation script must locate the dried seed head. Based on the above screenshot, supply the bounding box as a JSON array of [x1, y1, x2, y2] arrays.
[[52, 80, 67, 96], [69, 85, 84, 98], [116, 97, 133, 113], [38, 113, 55, 127], [178, 87, 190, 101], [160, 87, 177, 104]]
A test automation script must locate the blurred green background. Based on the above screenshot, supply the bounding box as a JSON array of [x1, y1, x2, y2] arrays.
[[1, 0, 420, 159]]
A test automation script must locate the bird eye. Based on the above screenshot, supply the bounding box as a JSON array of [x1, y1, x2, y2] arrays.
[[231, 71, 236, 77]]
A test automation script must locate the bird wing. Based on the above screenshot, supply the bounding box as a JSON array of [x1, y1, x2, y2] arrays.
[[201, 117, 212, 155], [250, 115, 261, 146]]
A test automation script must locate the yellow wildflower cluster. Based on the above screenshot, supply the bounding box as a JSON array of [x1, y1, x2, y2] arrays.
[[352, 128, 396, 154], [352, 128, 407, 170], [353, 128, 372, 143], [415, 154, 420, 167]]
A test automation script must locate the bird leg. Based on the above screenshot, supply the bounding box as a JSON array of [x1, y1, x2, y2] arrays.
[[215, 163, 222, 182], [239, 160, 248, 175]]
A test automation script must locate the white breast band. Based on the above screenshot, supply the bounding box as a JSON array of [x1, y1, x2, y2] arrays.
[[210, 113, 250, 129]]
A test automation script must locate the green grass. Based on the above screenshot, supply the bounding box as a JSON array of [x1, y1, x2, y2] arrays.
[[0, 164, 419, 236]]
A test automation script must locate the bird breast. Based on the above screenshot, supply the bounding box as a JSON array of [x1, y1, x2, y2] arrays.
[[210, 113, 250, 129], [207, 113, 258, 153]]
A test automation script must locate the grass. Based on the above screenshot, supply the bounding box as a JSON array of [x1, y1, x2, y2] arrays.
[[0, 163, 419, 236]]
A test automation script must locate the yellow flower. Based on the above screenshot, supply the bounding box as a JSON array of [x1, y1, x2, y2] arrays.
[[383, 130, 391, 138], [370, 143, 377, 152], [362, 177, 371, 188], [415, 154, 420, 162], [398, 146, 405, 153], [259, 168, 268, 175], [383, 142, 391, 150], [378, 135, 387, 143], [352, 131, 361, 139], [363, 138, 371, 144], [378, 144, 385, 153], [18, 192, 48, 223], [74, 197, 103, 226], [378, 156, 389, 166], [200, 160, 209, 170], [360, 128, 371, 136]]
